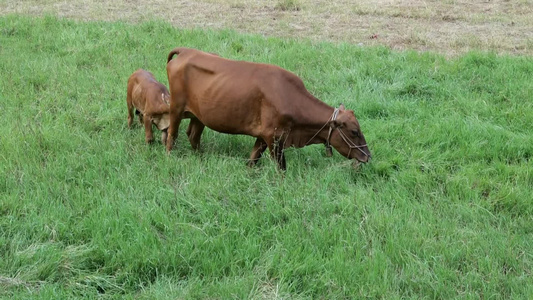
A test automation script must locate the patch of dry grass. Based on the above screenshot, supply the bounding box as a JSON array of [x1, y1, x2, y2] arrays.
[[1, 0, 531, 54], [0, 275, 44, 292]]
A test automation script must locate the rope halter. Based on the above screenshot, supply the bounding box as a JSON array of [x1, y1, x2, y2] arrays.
[[306, 107, 369, 159]]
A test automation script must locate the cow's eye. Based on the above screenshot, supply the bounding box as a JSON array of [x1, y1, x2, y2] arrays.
[[351, 130, 359, 137]]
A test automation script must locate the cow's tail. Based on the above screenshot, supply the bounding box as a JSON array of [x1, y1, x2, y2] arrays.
[[167, 47, 186, 63]]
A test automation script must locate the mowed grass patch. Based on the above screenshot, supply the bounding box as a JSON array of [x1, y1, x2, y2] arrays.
[[1, 15, 532, 299]]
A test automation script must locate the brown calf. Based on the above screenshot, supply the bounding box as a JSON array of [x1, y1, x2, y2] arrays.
[[126, 69, 170, 144]]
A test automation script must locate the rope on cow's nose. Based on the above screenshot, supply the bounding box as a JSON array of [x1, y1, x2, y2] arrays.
[[304, 107, 369, 158], [336, 127, 369, 157]]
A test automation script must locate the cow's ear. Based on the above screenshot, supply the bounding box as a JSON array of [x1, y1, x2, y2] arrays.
[[339, 103, 345, 110]]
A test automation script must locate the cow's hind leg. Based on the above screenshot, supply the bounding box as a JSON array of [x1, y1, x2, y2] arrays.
[[143, 114, 154, 144], [186, 118, 205, 150], [247, 138, 268, 167]]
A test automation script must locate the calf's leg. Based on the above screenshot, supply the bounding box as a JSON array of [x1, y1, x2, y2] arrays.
[[127, 92, 134, 128], [136, 110, 144, 125], [161, 129, 168, 145], [143, 115, 154, 143]]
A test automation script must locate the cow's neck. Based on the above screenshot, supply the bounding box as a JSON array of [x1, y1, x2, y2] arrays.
[[290, 97, 335, 148]]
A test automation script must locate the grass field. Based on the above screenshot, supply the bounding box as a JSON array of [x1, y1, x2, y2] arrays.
[[2, 0, 532, 56], [1, 14, 533, 299]]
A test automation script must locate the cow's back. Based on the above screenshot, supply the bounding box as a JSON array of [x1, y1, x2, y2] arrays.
[[166, 49, 318, 137], [168, 51, 267, 136]]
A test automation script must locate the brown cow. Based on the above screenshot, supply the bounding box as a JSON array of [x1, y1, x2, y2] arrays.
[[165, 48, 371, 169], [126, 69, 171, 144]]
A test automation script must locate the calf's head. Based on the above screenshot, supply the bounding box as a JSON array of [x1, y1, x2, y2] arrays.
[[153, 93, 171, 144], [151, 114, 170, 145], [327, 105, 371, 163]]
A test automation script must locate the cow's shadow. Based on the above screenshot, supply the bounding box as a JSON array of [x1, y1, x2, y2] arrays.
[[196, 128, 253, 159]]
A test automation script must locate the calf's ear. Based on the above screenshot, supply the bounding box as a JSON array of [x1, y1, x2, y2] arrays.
[[329, 119, 342, 128], [339, 103, 345, 110]]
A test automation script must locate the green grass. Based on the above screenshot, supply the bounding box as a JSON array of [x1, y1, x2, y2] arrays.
[[1, 14, 532, 299]]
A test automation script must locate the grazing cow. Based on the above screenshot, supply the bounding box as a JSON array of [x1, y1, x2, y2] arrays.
[[126, 69, 171, 144], [165, 48, 371, 169]]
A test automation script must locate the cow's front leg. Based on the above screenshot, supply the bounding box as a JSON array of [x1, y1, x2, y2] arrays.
[[137, 111, 144, 125], [166, 113, 182, 152], [143, 115, 154, 144], [166, 80, 188, 153], [268, 140, 287, 170], [247, 138, 268, 167], [277, 147, 287, 170], [186, 118, 205, 150]]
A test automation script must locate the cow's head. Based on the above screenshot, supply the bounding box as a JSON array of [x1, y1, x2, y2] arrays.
[[327, 104, 371, 163]]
